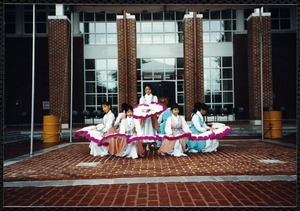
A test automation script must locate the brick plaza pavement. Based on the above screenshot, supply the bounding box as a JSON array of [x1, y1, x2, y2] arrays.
[[3, 138, 298, 208]]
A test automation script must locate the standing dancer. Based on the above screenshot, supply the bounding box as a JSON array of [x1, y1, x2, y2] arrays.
[[158, 103, 191, 157], [116, 105, 145, 159], [139, 84, 160, 151]]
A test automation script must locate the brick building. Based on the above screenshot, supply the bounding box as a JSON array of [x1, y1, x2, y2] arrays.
[[4, 4, 297, 127]]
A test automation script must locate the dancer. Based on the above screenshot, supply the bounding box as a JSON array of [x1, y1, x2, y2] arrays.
[[186, 102, 219, 153], [75, 101, 115, 157], [156, 99, 172, 147], [139, 84, 160, 151], [115, 105, 145, 159], [114, 103, 129, 131], [107, 103, 128, 155], [158, 103, 191, 157]]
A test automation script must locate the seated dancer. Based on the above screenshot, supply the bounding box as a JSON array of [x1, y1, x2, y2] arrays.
[[156, 99, 172, 147], [75, 101, 115, 157], [108, 103, 128, 155], [115, 105, 145, 159], [186, 102, 219, 153], [139, 84, 160, 151], [158, 103, 191, 157], [114, 103, 129, 132]]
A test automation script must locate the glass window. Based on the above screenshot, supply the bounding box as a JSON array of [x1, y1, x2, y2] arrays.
[[95, 34, 105, 44], [153, 22, 163, 32], [95, 23, 105, 33], [86, 71, 95, 81], [204, 56, 234, 110], [85, 59, 95, 69], [95, 13, 105, 21], [85, 13, 94, 21], [107, 22, 116, 33], [141, 22, 152, 32]]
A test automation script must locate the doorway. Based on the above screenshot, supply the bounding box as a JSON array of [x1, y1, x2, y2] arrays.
[[143, 81, 176, 107]]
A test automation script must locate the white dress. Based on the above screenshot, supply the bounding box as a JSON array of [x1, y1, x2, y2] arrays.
[[139, 94, 158, 143], [89, 110, 115, 156], [119, 117, 143, 159]]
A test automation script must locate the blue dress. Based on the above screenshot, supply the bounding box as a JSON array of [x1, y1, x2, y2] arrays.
[[156, 108, 172, 147], [186, 113, 207, 153]]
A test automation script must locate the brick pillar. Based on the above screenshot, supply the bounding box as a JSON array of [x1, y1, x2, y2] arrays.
[[247, 9, 272, 123], [117, 13, 137, 108], [183, 12, 204, 120], [48, 17, 70, 127]]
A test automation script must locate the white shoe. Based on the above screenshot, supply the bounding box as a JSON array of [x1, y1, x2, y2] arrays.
[[189, 149, 198, 153]]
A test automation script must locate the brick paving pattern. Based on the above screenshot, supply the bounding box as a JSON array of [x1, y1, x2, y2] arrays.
[[3, 139, 297, 207]]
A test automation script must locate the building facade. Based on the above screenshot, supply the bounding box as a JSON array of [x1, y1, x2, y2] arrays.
[[4, 4, 297, 127]]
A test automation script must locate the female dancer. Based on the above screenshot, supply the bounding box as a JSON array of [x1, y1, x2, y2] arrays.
[[186, 102, 219, 153], [116, 105, 145, 159], [139, 84, 160, 150], [158, 103, 191, 157], [89, 101, 116, 156]]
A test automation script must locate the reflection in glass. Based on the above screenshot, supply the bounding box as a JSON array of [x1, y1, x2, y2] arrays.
[[223, 92, 233, 102], [141, 34, 152, 43], [86, 83, 95, 93], [164, 33, 175, 43], [212, 93, 222, 103], [222, 57, 232, 67], [177, 69, 184, 79], [212, 80, 221, 92], [223, 68, 232, 78], [203, 21, 209, 31], [141, 22, 152, 32], [211, 32, 221, 42], [153, 22, 163, 32], [210, 20, 221, 31], [79, 23, 84, 33], [165, 22, 175, 32], [95, 22, 105, 33], [177, 58, 184, 68], [153, 34, 164, 43], [177, 81, 184, 91], [203, 33, 210, 42], [96, 60, 106, 70], [86, 95, 95, 105], [85, 59, 95, 69], [223, 80, 232, 91], [107, 34, 117, 44], [96, 34, 106, 44], [154, 71, 163, 80], [85, 34, 95, 44], [95, 13, 105, 21], [165, 70, 175, 80], [97, 70, 117, 91], [85, 71, 95, 81], [97, 95, 107, 105], [107, 59, 118, 69], [177, 93, 184, 103]]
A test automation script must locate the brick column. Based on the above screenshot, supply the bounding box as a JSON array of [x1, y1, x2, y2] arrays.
[[247, 9, 272, 123], [117, 13, 137, 108], [48, 17, 70, 127], [183, 12, 204, 120]]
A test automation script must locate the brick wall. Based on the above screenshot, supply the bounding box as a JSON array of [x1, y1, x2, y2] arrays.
[[48, 18, 70, 125], [183, 13, 204, 120], [247, 13, 272, 121], [117, 14, 137, 108]]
